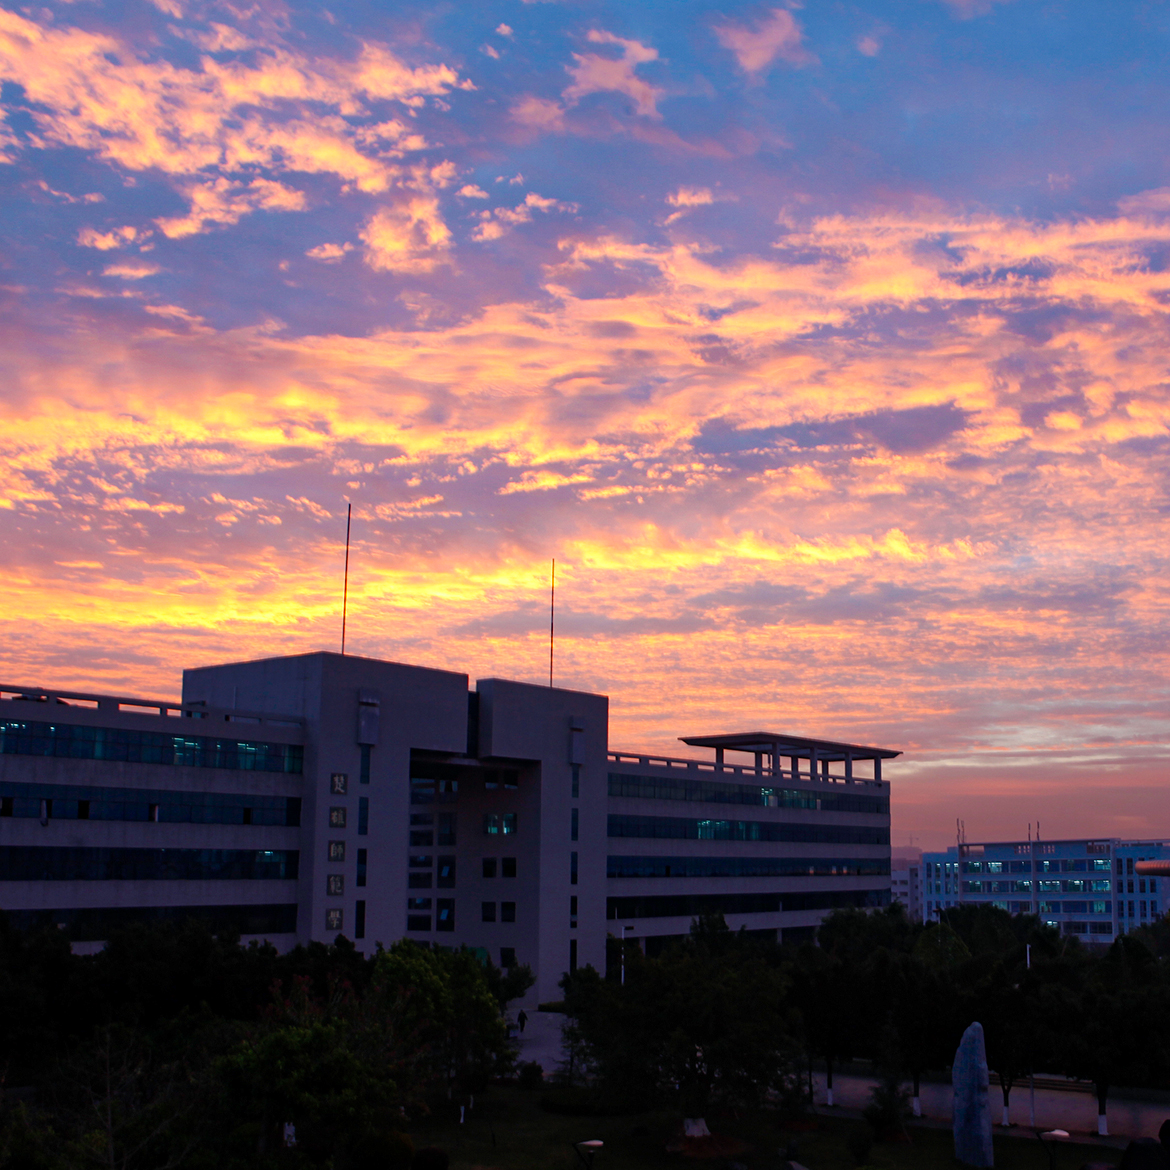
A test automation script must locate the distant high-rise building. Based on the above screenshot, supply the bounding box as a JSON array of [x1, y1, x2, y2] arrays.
[[921, 837, 1170, 939]]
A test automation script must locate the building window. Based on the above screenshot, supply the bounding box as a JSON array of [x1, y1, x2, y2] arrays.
[[408, 897, 431, 909], [329, 841, 346, 862], [569, 938, 577, 972], [483, 768, 519, 790], [330, 773, 348, 795], [482, 902, 496, 922], [360, 745, 371, 785], [570, 895, 578, 929], [327, 874, 344, 896], [571, 764, 580, 799], [410, 830, 433, 847], [482, 857, 497, 878], [606, 813, 887, 846], [0, 846, 299, 882], [329, 807, 347, 829], [326, 908, 343, 932], [409, 854, 432, 868], [407, 914, 431, 931], [607, 855, 892, 879], [436, 899, 455, 932], [501, 901, 516, 923], [355, 899, 366, 939], [571, 851, 578, 886], [502, 857, 517, 878], [437, 856, 456, 888], [0, 720, 303, 774], [408, 873, 433, 888], [483, 813, 517, 835], [438, 813, 456, 846], [356, 848, 367, 888], [358, 797, 368, 836], [571, 808, 578, 842], [500, 947, 516, 968]]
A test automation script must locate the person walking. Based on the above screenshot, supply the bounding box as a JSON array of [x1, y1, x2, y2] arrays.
[[517, 1009, 528, 1033]]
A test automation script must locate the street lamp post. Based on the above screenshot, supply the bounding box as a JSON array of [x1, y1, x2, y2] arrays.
[[1027, 943, 1036, 1129]]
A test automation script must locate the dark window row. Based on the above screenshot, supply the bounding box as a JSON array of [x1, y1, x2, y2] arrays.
[[0, 720, 302, 773], [607, 855, 891, 879], [411, 759, 518, 790], [0, 782, 300, 826], [408, 813, 455, 847], [406, 897, 454, 933], [0, 846, 298, 882], [607, 814, 888, 846], [481, 901, 516, 922], [407, 856, 456, 889], [482, 857, 517, 878], [606, 887, 890, 920], [3, 901, 297, 942], [608, 772, 888, 815]]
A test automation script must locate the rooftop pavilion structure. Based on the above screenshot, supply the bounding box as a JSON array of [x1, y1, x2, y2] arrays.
[[678, 731, 900, 783]]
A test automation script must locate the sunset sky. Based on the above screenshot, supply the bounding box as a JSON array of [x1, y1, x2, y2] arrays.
[[2, 0, 1169, 848]]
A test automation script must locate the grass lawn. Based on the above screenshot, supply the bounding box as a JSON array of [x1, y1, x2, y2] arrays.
[[409, 1088, 1123, 1170]]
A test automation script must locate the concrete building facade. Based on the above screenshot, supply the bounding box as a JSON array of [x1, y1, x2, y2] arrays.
[[1, 652, 898, 1002], [922, 838, 1170, 939], [891, 865, 921, 922]]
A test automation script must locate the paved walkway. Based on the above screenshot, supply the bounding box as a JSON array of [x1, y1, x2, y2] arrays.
[[514, 1008, 567, 1073], [513, 1013, 1169, 1144], [819, 1073, 1168, 1144]]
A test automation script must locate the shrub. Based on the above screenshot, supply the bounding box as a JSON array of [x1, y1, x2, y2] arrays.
[[846, 1123, 874, 1166], [517, 1061, 544, 1089], [538, 1086, 632, 1116], [350, 1129, 413, 1170], [411, 1147, 449, 1170]]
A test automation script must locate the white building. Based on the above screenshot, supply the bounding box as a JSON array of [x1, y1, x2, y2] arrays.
[[0, 651, 900, 1001], [922, 838, 1169, 938], [891, 865, 921, 922]]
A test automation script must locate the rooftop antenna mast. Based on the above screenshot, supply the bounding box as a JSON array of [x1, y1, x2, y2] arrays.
[[341, 503, 352, 656], [549, 558, 555, 688]]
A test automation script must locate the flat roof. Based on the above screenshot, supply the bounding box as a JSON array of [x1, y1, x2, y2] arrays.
[[680, 731, 901, 761]]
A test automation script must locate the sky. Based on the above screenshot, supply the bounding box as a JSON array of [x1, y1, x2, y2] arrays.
[[2, 0, 1170, 849]]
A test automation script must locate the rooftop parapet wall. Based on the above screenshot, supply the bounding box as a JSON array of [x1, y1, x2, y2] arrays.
[[608, 750, 888, 790], [0, 686, 304, 739]]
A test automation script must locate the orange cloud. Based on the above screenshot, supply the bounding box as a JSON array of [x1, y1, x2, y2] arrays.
[[360, 195, 452, 271]]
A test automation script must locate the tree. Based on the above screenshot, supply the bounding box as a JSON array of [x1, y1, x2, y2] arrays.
[[876, 943, 961, 1117], [372, 941, 516, 1094], [563, 916, 802, 1117], [1054, 934, 1170, 1136]]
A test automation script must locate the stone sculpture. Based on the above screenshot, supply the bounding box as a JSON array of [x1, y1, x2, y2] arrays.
[[953, 1021, 994, 1167]]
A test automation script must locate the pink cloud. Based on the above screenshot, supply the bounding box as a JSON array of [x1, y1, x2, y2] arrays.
[[714, 8, 817, 75], [563, 30, 662, 118]]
